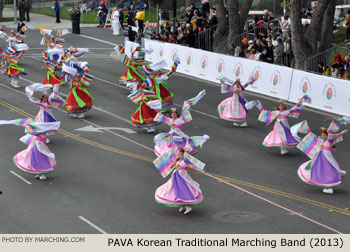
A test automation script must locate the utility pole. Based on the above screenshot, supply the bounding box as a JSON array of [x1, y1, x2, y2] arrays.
[[157, 2, 159, 33], [173, 0, 176, 42], [148, 0, 150, 22], [14, 0, 17, 23]]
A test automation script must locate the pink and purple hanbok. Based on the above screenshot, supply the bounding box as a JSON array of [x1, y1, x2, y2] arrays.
[[153, 90, 209, 156], [0, 118, 60, 177], [294, 118, 348, 193], [153, 149, 206, 212], [25, 83, 65, 124], [246, 95, 311, 153], [217, 76, 256, 126]]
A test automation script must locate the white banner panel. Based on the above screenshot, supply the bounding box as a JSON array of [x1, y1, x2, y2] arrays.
[[124, 39, 140, 58], [144, 39, 293, 100], [289, 69, 350, 116], [144, 39, 350, 116]]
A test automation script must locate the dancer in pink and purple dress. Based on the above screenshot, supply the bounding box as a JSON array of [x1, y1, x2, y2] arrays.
[[153, 147, 206, 214], [294, 117, 349, 194], [246, 95, 311, 155], [217, 76, 256, 127], [0, 118, 60, 180], [25, 83, 65, 143], [153, 90, 209, 156]]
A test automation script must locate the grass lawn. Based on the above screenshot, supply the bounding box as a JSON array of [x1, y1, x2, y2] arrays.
[[0, 17, 14, 22], [31, 6, 177, 24], [31, 6, 99, 24]]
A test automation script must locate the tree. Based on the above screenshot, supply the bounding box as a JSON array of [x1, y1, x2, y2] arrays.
[[213, 0, 253, 53], [290, 0, 336, 70], [213, 0, 228, 52], [227, 0, 253, 43], [319, 0, 336, 52], [0, 0, 4, 20]]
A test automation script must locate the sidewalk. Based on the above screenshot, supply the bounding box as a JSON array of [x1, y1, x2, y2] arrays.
[[1, 7, 96, 30]]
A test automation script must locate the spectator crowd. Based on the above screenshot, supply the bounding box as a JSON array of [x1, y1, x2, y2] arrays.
[[150, 1, 217, 48]]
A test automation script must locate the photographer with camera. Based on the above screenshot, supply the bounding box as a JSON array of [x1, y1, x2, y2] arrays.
[[70, 7, 81, 34]]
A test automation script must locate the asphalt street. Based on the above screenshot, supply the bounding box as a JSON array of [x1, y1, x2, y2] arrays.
[[0, 27, 349, 234]]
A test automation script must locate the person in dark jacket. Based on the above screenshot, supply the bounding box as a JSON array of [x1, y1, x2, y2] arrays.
[[19, 0, 26, 21], [119, 8, 125, 30], [70, 8, 81, 34], [127, 6, 135, 26], [24, 0, 31, 22], [128, 26, 136, 42], [17, 19, 26, 34], [201, 0, 210, 18], [185, 28, 195, 47], [54, 0, 60, 23]]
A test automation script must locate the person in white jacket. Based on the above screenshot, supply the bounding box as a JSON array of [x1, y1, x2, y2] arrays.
[[112, 8, 120, 35]]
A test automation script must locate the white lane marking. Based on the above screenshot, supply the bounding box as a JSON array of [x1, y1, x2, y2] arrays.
[[28, 48, 113, 50], [174, 103, 219, 119], [76, 125, 136, 133], [9, 171, 32, 185], [92, 106, 131, 123], [78, 216, 108, 234], [23, 54, 109, 56], [19, 76, 35, 84], [78, 34, 117, 46], [19, 75, 133, 125], [93, 76, 129, 90]]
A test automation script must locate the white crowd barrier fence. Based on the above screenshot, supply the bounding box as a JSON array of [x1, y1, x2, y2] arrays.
[[128, 39, 350, 117]]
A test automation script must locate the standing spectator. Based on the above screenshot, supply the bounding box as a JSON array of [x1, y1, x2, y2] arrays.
[[19, 0, 26, 21], [135, 7, 145, 33], [317, 62, 324, 74], [185, 28, 195, 47], [240, 37, 249, 51], [127, 6, 135, 26], [74, 7, 81, 34], [263, 9, 269, 21], [201, 0, 210, 18], [255, 39, 262, 52], [283, 33, 292, 66], [302, 20, 309, 33], [128, 26, 136, 42], [322, 65, 331, 76], [111, 7, 120, 35], [274, 37, 284, 65], [206, 13, 217, 28], [248, 48, 256, 60], [227, 43, 235, 56], [234, 46, 244, 57], [54, 0, 60, 23], [255, 48, 263, 61], [136, 0, 145, 9], [24, 0, 31, 22], [279, 15, 290, 35], [119, 8, 125, 30], [266, 39, 274, 63], [70, 8, 81, 34], [343, 56, 350, 72], [98, 4, 108, 25], [345, 10, 350, 41], [333, 53, 344, 66], [247, 40, 255, 51], [183, 7, 194, 24], [330, 65, 339, 78]]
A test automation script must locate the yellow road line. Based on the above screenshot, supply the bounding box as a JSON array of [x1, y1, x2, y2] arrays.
[[1, 99, 349, 217], [193, 170, 350, 216], [0, 100, 153, 162]]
